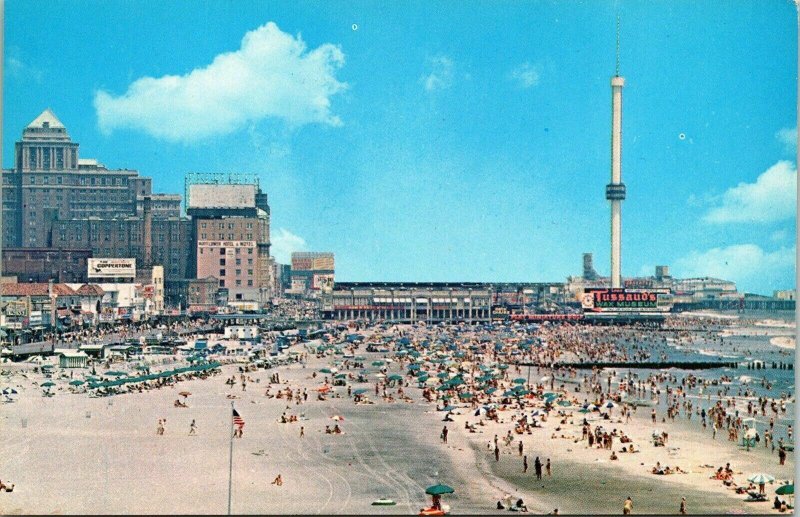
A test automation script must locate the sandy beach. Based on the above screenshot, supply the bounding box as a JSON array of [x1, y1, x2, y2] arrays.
[[0, 317, 795, 515]]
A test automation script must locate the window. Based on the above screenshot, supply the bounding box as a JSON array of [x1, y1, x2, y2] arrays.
[[90, 177, 96, 185], [247, 280, 253, 287], [219, 269, 225, 277], [43, 176, 49, 184], [246, 233, 253, 239], [42, 148, 50, 170], [219, 248, 225, 255], [246, 223, 253, 229], [247, 248, 253, 254], [220, 280, 225, 287], [235, 280, 242, 286], [218, 233, 224, 239], [228, 223, 234, 230], [56, 150, 64, 169], [57, 176, 62, 185], [201, 223, 207, 229], [247, 258, 253, 265], [247, 269, 253, 276], [220, 259, 226, 266], [235, 259, 241, 265], [235, 269, 241, 276], [228, 233, 234, 239], [201, 233, 207, 239]]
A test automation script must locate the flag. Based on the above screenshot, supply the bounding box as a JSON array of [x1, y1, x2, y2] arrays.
[[233, 408, 245, 429]]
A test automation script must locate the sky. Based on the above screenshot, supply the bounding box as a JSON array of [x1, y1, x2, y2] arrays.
[[3, 0, 797, 294]]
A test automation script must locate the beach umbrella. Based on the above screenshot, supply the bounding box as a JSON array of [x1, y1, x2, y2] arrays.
[[387, 374, 403, 381], [748, 473, 776, 484], [41, 381, 56, 388], [484, 387, 497, 394], [371, 361, 385, 367], [515, 389, 531, 396], [440, 405, 456, 412], [353, 389, 368, 395], [355, 356, 366, 361], [512, 378, 526, 385], [459, 392, 474, 399], [179, 391, 191, 397], [557, 400, 572, 407], [69, 380, 85, 386], [425, 484, 455, 496], [498, 364, 509, 370], [776, 484, 794, 495], [436, 372, 449, 379], [319, 368, 332, 374], [605, 401, 617, 409]]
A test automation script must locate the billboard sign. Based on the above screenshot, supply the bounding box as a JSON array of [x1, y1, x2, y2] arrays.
[[624, 278, 654, 289], [197, 240, 256, 249], [188, 184, 256, 209], [312, 274, 335, 292], [88, 258, 136, 278], [2, 301, 28, 317], [582, 288, 671, 312]]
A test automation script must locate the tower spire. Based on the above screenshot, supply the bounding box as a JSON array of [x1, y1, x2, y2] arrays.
[[615, 15, 620, 77]]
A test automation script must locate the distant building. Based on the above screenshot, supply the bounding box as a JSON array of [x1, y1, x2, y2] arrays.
[[2, 109, 192, 284], [290, 252, 334, 295], [325, 282, 492, 323], [774, 290, 796, 301], [187, 175, 271, 305], [2, 247, 92, 283], [164, 276, 220, 311]]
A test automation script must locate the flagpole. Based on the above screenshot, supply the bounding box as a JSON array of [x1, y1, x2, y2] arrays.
[[228, 401, 234, 515]]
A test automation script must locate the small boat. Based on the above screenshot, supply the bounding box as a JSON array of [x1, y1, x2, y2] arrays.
[[372, 498, 397, 506]]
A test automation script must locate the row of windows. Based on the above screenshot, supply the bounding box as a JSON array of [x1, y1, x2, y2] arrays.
[[199, 233, 254, 240], [218, 279, 254, 288], [200, 222, 255, 230], [199, 247, 254, 255], [25, 174, 128, 186]]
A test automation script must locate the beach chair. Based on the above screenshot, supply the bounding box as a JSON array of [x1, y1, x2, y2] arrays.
[[746, 491, 767, 502]]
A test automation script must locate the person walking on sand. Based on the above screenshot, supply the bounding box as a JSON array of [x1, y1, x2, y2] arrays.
[[534, 456, 542, 480], [441, 425, 448, 444], [679, 497, 686, 515], [546, 458, 551, 477], [518, 440, 523, 456], [189, 419, 197, 436], [494, 444, 500, 462], [300, 426, 305, 438], [523, 455, 528, 473], [623, 496, 633, 515]]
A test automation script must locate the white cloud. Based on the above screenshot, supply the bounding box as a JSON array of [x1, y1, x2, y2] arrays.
[[509, 62, 540, 88], [94, 22, 347, 143], [421, 55, 453, 92], [703, 161, 796, 224], [5, 47, 42, 83], [776, 127, 797, 154], [674, 244, 796, 292], [770, 229, 789, 242], [271, 228, 307, 264]]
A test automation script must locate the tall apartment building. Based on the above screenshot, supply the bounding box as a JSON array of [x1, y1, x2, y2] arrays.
[[2, 109, 193, 282], [186, 177, 271, 304]]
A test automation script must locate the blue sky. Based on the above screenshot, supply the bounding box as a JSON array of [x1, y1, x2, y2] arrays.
[[4, 1, 797, 294]]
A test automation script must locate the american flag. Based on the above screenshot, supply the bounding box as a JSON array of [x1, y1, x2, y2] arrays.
[[232, 408, 245, 429]]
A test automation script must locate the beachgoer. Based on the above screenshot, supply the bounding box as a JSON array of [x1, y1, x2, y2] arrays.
[[494, 445, 500, 462], [300, 426, 305, 438], [271, 474, 283, 486], [189, 419, 197, 436], [679, 497, 686, 515], [546, 458, 551, 477], [442, 426, 448, 444], [534, 456, 542, 480], [623, 496, 633, 515], [523, 455, 528, 473]]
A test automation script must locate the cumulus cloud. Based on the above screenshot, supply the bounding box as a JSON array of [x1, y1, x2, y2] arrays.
[[94, 22, 347, 142], [509, 62, 540, 88], [421, 55, 454, 92], [271, 228, 307, 264], [776, 127, 797, 154], [674, 244, 796, 292], [703, 161, 796, 224]]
